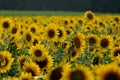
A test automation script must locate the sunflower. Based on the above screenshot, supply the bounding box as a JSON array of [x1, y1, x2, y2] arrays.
[[28, 23, 39, 34], [0, 51, 14, 73], [0, 18, 13, 31], [77, 17, 84, 26], [84, 10, 95, 21], [87, 34, 99, 46], [67, 45, 80, 61], [99, 35, 113, 51], [17, 55, 32, 69], [57, 27, 67, 42], [111, 47, 120, 57], [23, 61, 41, 76], [29, 44, 48, 61], [10, 22, 20, 35], [19, 72, 33, 80], [95, 63, 120, 80], [44, 63, 71, 80], [63, 64, 94, 80], [45, 23, 59, 42], [23, 30, 33, 45], [32, 35, 42, 46], [72, 33, 85, 53], [34, 54, 53, 70]]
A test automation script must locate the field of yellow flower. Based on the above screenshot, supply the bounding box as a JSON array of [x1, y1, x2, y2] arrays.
[[0, 10, 120, 80]]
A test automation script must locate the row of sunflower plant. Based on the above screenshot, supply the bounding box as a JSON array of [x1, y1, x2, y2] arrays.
[[0, 10, 120, 80]]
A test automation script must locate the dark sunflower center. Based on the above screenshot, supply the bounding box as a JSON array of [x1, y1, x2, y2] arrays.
[[34, 49, 42, 57], [69, 70, 85, 80], [66, 30, 71, 34], [12, 27, 17, 34], [20, 58, 26, 68], [48, 30, 55, 38], [100, 38, 109, 48], [73, 37, 81, 48], [88, 37, 96, 45], [31, 27, 36, 33], [87, 13, 93, 20], [72, 51, 77, 57], [33, 39, 38, 46], [26, 68, 36, 76], [114, 17, 119, 22], [113, 49, 120, 56], [64, 20, 68, 25], [104, 71, 120, 80], [78, 20, 83, 25], [58, 29, 63, 38], [36, 58, 48, 69], [26, 34, 31, 42], [3, 21, 10, 28], [22, 78, 29, 80], [50, 67, 63, 80]]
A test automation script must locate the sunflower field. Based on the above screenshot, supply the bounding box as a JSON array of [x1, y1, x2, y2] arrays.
[[0, 11, 120, 80]]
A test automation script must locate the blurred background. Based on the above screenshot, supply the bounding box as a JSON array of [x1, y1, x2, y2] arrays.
[[0, 0, 120, 13]]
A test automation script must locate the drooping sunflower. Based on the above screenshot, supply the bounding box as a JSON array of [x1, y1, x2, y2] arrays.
[[87, 34, 99, 46], [44, 63, 71, 80], [34, 54, 53, 70], [29, 44, 48, 61], [19, 72, 33, 80], [99, 35, 113, 51], [0, 51, 14, 73], [63, 64, 94, 80], [95, 63, 120, 80], [84, 10, 95, 21], [111, 47, 120, 57], [72, 33, 85, 53], [45, 23, 59, 42], [23, 61, 41, 76], [0, 18, 13, 31]]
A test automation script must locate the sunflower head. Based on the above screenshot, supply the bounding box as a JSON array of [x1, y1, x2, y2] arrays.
[[84, 10, 95, 21]]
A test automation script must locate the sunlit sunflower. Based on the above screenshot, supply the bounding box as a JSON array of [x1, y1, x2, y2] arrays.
[[67, 45, 80, 61], [45, 23, 59, 42], [0, 51, 14, 73], [28, 23, 39, 34], [84, 10, 95, 21], [95, 63, 120, 80], [29, 44, 48, 61], [72, 33, 85, 53], [17, 55, 32, 69], [44, 63, 71, 80], [10, 22, 20, 35], [87, 34, 99, 46], [111, 47, 120, 57], [0, 18, 13, 31], [32, 35, 42, 46], [99, 35, 113, 51], [77, 17, 84, 26], [57, 27, 67, 42], [23, 61, 41, 76], [23, 30, 33, 45], [113, 16, 120, 23], [34, 54, 53, 70], [19, 72, 33, 80], [63, 64, 94, 80]]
